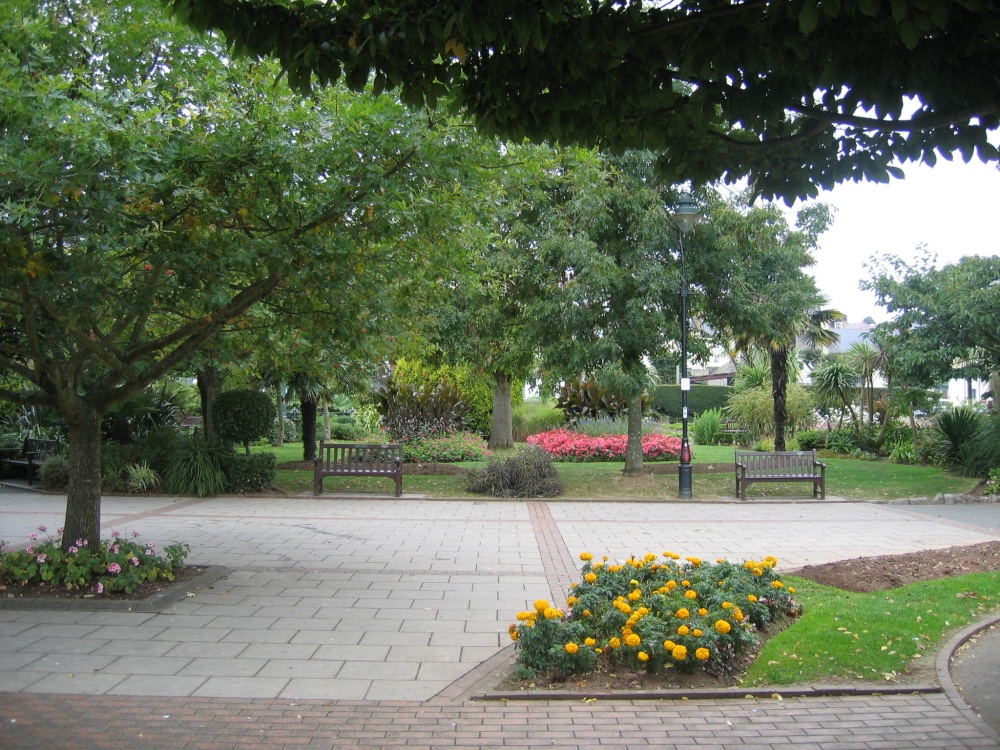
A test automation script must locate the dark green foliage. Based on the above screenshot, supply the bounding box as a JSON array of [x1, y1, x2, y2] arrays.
[[932, 406, 986, 473], [965, 413, 1000, 477], [795, 429, 828, 451], [329, 418, 365, 441], [222, 452, 276, 493], [212, 390, 276, 454], [163, 435, 228, 497], [39, 456, 69, 491], [100, 442, 143, 492], [391, 359, 504, 438], [101, 386, 182, 444], [467, 445, 562, 498], [691, 408, 722, 446], [651, 385, 731, 420], [556, 377, 650, 422], [375, 378, 469, 441], [826, 429, 859, 455], [270, 418, 298, 443]]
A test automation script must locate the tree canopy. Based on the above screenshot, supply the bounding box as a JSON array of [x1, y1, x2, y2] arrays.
[[164, 0, 1000, 202]]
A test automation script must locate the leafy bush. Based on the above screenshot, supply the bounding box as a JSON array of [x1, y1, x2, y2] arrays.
[[527, 429, 681, 462], [102, 385, 183, 444], [329, 418, 365, 441], [826, 429, 858, 454], [212, 390, 275, 454], [962, 412, 1000, 477], [651, 385, 732, 420], [556, 376, 651, 422], [376, 378, 470, 441], [354, 402, 382, 434], [270, 417, 298, 443], [400, 431, 489, 463], [513, 400, 566, 441], [0, 526, 189, 595], [163, 435, 228, 497], [222, 452, 276, 493], [40, 456, 69, 491], [931, 406, 984, 472], [724, 383, 815, 440], [508, 552, 800, 677], [101, 441, 143, 492], [468, 445, 563, 497], [888, 440, 919, 465], [692, 408, 723, 445], [795, 429, 828, 451], [126, 462, 161, 493]]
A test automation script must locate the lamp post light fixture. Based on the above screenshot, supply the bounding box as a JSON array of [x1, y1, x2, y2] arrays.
[[673, 193, 700, 500]]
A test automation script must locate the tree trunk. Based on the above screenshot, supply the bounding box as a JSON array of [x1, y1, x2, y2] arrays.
[[273, 384, 284, 447], [197, 364, 225, 442], [61, 404, 103, 553], [488, 372, 514, 450], [771, 347, 789, 452], [301, 396, 318, 461], [622, 391, 645, 476]]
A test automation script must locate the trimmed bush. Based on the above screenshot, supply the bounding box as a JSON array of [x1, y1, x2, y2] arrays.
[[212, 390, 275, 454], [222, 452, 277, 493], [400, 431, 489, 463], [270, 418, 298, 444], [40, 456, 69, 491], [795, 429, 828, 451], [468, 445, 563, 498]]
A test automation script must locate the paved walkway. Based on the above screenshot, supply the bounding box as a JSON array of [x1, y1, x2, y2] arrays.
[[1, 491, 999, 749]]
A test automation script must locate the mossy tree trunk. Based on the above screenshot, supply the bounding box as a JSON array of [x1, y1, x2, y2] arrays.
[[61, 404, 103, 552], [489, 372, 514, 450], [622, 391, 645, 476]]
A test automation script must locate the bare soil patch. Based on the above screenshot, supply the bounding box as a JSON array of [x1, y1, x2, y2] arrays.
[[0, 565, 205, 602]]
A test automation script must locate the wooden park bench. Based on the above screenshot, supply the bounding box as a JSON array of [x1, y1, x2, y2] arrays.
[[735, 450, 826, 501], [0, 437, 60, 485], [314, 441, 403, 497]]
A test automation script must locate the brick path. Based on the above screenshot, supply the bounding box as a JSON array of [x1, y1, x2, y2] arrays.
[[1, 492, 999, 749]]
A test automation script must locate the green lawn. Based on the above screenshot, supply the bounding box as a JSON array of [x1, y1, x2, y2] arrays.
[[257, 441, 979, 500]]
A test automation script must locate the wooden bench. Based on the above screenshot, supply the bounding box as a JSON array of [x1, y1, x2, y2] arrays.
[[735, 450, 826, 501], [0, 438, 60, 485], [314, 441, 403, 497]]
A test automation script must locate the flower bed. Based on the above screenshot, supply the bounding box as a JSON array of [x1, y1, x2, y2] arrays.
[[0, 526, 190, 595], [508, 552, 800, 678], [526, 429, 682, 462]]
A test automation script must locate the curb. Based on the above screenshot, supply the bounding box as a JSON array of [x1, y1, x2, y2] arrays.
[[936, 610, 1000, 745]]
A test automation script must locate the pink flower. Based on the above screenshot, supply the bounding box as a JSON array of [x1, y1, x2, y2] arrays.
[[146, 542, 156, 549], [145, 549, 153, 555], [132, 530, 140, 538], [37, 525, 46, 532], [112, 530, 121, 539], [131, 557, 139, 566], [96, 582, 104, 594], [107, 562, 122, 574], [113, 545, 120, 554], [57, 527, 64, 534], [26, 546, 33, 554], [76, 539, 84, 547], [36, 553, 47, 563], [68, 546, 79, 554]]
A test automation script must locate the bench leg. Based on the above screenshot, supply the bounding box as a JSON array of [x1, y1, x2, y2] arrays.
[[395, 473, 402, 498], [313, 474, 322, 496]]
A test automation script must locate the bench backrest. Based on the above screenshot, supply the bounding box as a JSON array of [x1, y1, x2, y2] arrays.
[[317, 442, 401, 470], [735, 450, 819, 477], [23, 438, 59, 457]]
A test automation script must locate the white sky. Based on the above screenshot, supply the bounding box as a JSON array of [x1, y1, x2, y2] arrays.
[[802, 157, 1000, 323]]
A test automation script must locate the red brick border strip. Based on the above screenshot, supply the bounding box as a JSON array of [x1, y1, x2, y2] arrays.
[[527, 501, 580, 607]]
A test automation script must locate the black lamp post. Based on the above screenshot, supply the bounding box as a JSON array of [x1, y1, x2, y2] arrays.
[[673, 194, 700, 500]]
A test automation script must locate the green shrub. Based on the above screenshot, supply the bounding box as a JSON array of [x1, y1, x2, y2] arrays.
[[222, 452, 276, 493], [962, 412, 1000, 477], [329, 419, 365, 441], [931, 406, 984, 472], [826, 429, 858, 454], [556, 376, 651, 422], [651, 385, 732, 420], [125, 462, 161, 493], [401, 431, 489, 462], [212, 390, 275, 454], [468, 445, 563, 497], [163, 435, 228, 497], [692, 408, 723, 445], [270, 417, 298, 443], [101, 442, 142, 492], [40, 456, 69, 491], [795, 429, 828, 451], [376, 378, 470, 441], [513, 400, 565, 441]]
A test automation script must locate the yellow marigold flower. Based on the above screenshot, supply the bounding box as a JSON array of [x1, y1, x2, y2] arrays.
[[567, 596, 578, 606], [580, 552, 593, 561], [625, 633, 642, 648], [593, 562, 604, 570], [717, 557, 726, 564], [534, 599, 551, 612], [608, 565, 623, 573], [628, 589, 642, 601], [771, 580, 784, 589], [744, 560, 757, 569], [733, 608, 745, 622], [663, 551, 675, 559], [692, 629, 703, 637], [585, 573, 598, 584], [788, 587, 796, 594], [565, 642, 580, 654], [583, 609, 592, 617], [508, 624, 519, 640], [666, 580, 678, 590], [676, 608, 690, 619], [681, 579, 691, 587], [672, 645, 688, 661], [715, 619, 732, 635], [584, 637, 596, 647], [722, 601, 733, 609], [638, 651, 650, 662], [752, 568, 764, 577], [619, 603, 633, 615], [695, 647, 711, 661], [595, 648, 603, 654], [686, 556, 702, 567], [763, 556, 778, 567], [643, 552, 657, 563], [609, 637, 621, 649], [637, 607, 650, 616], [664, 639, 676, 650], [698, 608, 708, 616], [630, 579, 639, 587], [684, 590, 698, 600], [747, 594, 758, 603], [543, 607, 562, 620], [516, 611, 535, 621], [677, 625, 690, 636]]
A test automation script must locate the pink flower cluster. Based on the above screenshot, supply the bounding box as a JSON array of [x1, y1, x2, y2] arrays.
[[526, 429, 683, 462]]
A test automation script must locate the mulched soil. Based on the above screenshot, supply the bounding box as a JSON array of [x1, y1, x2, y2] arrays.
[[0, 565, 205, 602]]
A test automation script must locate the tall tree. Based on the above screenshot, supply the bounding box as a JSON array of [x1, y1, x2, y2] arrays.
[[0, 0, 469, 548], [165, 0, 1000, 202], [708, 196, 838, 450]]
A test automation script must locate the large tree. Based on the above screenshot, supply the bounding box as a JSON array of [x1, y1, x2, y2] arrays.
[[164, 0, 1000, 202], [0, 0, 468, 548]]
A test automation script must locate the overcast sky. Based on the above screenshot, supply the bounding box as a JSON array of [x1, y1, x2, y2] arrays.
[[800, 157, 1000, 324]]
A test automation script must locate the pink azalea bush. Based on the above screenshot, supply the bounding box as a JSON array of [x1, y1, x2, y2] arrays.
[[526, 429, 683, 462]]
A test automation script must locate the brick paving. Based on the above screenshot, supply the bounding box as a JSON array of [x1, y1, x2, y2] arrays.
[[1, 491, 999, 749]]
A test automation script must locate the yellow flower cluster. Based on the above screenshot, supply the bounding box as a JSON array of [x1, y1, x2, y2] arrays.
[[663, 551, 681, 560], [565, 642, 579, 654], [695, 647, 711, 661], [584, 573, 598, 583], [579, 552, 593, 561], [676, 608, 690, 619], [715, 619, 732, 634], [684, 589, 698, 600], [625, 633, 642, 647]]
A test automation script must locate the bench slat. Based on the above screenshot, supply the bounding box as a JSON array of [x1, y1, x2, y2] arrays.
[[734, 450, 826, 501], [314, 441, 403, 497]]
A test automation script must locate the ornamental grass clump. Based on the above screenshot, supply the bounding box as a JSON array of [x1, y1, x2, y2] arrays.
[[467, 445, 563, 497], [509, 551, 801, 679], [0, 526, 190, 595]]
